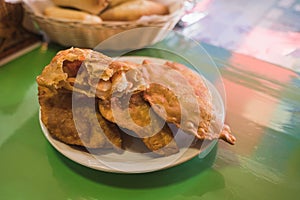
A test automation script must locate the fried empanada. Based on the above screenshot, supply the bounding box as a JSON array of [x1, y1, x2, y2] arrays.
[[37, 47, 235, 158], [143, 61, 236, 145], [52, 0, 109, 15], [99, 93, 179, 156], [44, 6, 102, 23], [39, 86, 122, 149], [100, 0, 169, 21], [36, 48, 140, 99]]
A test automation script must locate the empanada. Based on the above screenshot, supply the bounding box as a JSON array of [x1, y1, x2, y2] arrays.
[[100, 0, 169, 21], [99, 93, 179, 156], [38, 87, 122, 149], [44, 6, 102, 23], [52, 0, 109, 15]]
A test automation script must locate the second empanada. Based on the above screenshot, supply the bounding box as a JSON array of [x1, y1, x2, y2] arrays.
[[100, 0, 169, 21]]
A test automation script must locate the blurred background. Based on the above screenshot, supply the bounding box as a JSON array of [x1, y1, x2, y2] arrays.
[[176, 0, 300, 72], [1, 0, 299, 72]]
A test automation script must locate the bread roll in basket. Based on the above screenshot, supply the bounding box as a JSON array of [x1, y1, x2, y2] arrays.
[[22, 0, 184, 49]]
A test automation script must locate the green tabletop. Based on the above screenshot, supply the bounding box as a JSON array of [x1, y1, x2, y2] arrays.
[[1, 40, 300, 200]]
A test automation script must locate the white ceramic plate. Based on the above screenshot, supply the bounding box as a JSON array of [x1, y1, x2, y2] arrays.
[[39, 56, 223, 173]]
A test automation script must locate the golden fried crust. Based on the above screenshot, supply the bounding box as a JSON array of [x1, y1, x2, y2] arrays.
[[128, 94, 178, 156], [98, 93, 179, 156], [143, 61, 236, 145], [98, 98, 115, 123], [163, 62, 213, 136], [143, 83, 181, 124], [142, 61, 212, 137], [39, 87, 83, 146], [36, 48, 90, 91], [142, 125, 179, 156], [164, 62, 212, 105], [39, 86, 122, 149], [37, 48, 114, 98]]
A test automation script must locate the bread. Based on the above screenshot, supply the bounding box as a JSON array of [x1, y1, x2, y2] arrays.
[[108, 0, 135, 7], [52, 0, 109, 15], [100, 0, 169, 21], [44, 6, 102, 23]]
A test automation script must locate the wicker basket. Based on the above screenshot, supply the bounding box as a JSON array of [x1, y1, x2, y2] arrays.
[[23, 1, 183, 49]]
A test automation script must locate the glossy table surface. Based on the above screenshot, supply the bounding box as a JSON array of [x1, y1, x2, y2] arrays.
[[1, 37, 300, 199]]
